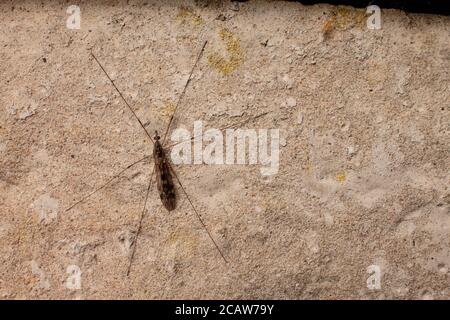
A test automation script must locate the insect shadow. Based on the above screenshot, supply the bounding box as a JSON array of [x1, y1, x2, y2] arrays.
[[66, 41, 256, 276]]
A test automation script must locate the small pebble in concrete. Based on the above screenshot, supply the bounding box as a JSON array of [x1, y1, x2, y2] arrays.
[[286, 97, 296, 108], [347, 146, 357, 156], [297, 112, 304, 125]]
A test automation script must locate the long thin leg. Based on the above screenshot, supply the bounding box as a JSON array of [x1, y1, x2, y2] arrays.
[[90, 52, 154, 144], [162, 41, 208, 144], [163, 112, 268, 151], [167, 162, 228, 264], [126, 168, 155, 276], [65, 155, 151, 212]]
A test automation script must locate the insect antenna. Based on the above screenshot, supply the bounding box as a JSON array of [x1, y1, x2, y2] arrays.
[[162, 40, 208, 144], [65, 155, 151, 212], [90, 52, 154, 143], [167, 162, 228, 264]]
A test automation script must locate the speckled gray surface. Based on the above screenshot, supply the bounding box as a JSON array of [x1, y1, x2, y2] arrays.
[[0, 0, 449, 299]]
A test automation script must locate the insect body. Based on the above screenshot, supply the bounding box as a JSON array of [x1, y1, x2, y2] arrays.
[[153, 131, 176, 211], [68, 42, 229, 276]]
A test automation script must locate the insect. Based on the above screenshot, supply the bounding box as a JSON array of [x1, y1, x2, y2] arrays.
[[153, 131, 176, 211], [66, 41, 230, 275]]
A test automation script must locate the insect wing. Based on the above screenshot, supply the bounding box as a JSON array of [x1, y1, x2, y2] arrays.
[[154, 143, 176, 211]]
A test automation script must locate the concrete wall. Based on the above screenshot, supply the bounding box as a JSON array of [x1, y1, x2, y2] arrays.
[[0, 0, 449, 299]]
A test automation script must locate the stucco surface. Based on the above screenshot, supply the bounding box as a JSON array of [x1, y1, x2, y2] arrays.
[[0, 0, 449, 299]]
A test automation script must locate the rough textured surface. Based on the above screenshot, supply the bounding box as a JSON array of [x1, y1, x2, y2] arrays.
[[0, 0, 449, 299]]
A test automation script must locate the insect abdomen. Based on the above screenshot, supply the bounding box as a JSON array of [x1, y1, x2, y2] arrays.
[[154, 141, 176, 211]]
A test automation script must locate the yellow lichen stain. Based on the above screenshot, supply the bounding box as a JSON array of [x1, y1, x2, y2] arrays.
[[166, 228, 199, 258], [336, 171, 346, 183], [208, 29, 243, 75], [367, 59, 389, 85], [322, 6, 367, 35], [176, 6, 204, 26], [321, 17, 335, 36], [176, 34, 197, 44], [159, 100, 176, 117], [254, 200, 269, 214]]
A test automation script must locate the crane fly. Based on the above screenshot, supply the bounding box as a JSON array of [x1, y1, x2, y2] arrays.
[[153, 131, 176, 211], [66, 41, 229, 276]]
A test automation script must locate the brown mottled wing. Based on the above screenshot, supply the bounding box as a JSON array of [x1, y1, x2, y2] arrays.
[[153, 141, 176, 211]]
